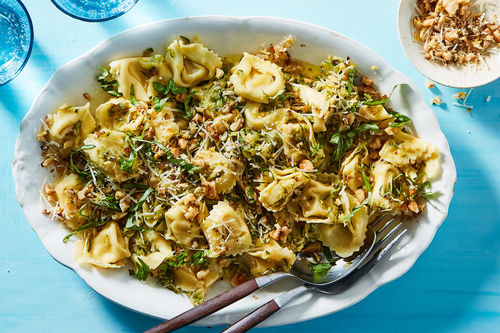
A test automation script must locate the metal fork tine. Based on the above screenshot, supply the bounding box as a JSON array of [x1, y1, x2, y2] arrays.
[[373, 221, 403, 251], [370, 214, 389, 229], [374, 216, 397, 234], [320, 227, 407, 294], [358, 228, 408, 275]]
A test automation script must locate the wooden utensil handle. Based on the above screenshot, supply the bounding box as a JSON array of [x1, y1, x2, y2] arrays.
[[222, 284, 309, 333], [222, 299, 280, 333], [145, 278, 259, 333]]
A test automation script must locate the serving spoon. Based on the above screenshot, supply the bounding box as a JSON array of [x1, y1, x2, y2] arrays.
[[146, 224, 378, 333]]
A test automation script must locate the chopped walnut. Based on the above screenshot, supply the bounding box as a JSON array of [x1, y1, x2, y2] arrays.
[[413, 0, 500, 66], [299, 159, 314, 171], [361, 76, 374, 87], [408, 201, 420, 213], [301, 241, 322, 253], [178, 138, 188, 150], [201, 178, 219, 200]]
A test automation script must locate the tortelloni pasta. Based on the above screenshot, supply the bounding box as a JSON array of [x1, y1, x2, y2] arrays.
[[47, 103, 96, 148], [230, 53, 285, 103], [39, 36, 441, 305], [166, 39, 222, 87]]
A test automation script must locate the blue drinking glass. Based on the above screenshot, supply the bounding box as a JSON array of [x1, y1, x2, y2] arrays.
[[0, 0, 33, 86], [50, 0, 139, 22]]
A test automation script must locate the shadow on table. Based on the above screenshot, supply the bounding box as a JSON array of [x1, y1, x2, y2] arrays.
[[97, 1, 187, 36], [0, 40, 58, 123]]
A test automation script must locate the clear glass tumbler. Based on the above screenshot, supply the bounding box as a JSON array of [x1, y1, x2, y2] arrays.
[[50, 0, 139, 22], [0, 0, 33, 85]]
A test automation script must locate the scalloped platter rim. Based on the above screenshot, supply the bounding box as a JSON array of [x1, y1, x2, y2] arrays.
[[12, 16, 457, 327]]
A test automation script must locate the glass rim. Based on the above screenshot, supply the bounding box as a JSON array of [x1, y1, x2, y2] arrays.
[[0, 0, 34, 86], [50, 0, 139, 22]]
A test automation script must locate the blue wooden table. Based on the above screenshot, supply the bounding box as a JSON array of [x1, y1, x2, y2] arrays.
[[1, 1, 499, 332]]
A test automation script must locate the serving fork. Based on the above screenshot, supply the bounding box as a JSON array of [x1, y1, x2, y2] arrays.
[[223, 217, 407, 332], [146, 216, 406, 333]]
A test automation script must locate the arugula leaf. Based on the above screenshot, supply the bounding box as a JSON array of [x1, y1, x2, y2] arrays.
[[361, 168, 371, 193], [388, 111, 411, 128], [348, 123, 381, 137], [120, 157, 135, 173], [153, 96, 169, 112], [329, 123, 380, 162], [169, 79, 187, 95], [412, 181, 441, 201], [69, 145, 96, 180], [247, 185, 255, 203], [343, 196, 370, 223], [347, 67, 354, 95], [269, 89, 294, 102], [153, 78, 187, 96], [329, 132, 346, 162], [311, 143, 324, 158], [123, 183, 150, 190], [190, 250, 210, 268], [153, 81, 169, 95], [309, 262, 333, 281], [183, 90, 196, 120], [129, 187, 154, 213], [168, 252, 188, 267], [422, 191, 441, 200], [91, 196, 119, 211], [149, 140, 201, 175], [63, 205, 109, 243], [97, 67, 120, 97], [119, 135, 137, 173], [362, 84, 401, 106], [132, 258, 150, 281], [130, 83, 136, 106]]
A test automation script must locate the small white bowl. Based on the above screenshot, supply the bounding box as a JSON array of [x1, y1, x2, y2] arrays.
[[397, 0, 500, 88]]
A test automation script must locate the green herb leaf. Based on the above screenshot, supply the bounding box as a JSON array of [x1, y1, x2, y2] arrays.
[[311, 143, 324, 158], [169, 78, 188, 95], [190, 250, 210, 268], [97, 67, 120, 97], [329, 132, 345, 162], [133, 258, 150, 281], [361, 168, 371, 193], [167, 252, 188, 267], [63, 217, 108, 243], [129, 187, 154, 213], [388, 111, 411, 128], [347, 67, 354, 95], [183, 90, 196, 120], [329, 123, 379, 162], [69, 145, 96, 180], [130, 83, 136, 106], [247, 185, 255, 203], [362, 84, 402, 106], [153, 81, 169, 95], [91, 196, 120, 211], [119, 135, 137, 173], [150, 140, 201, 175], [343, 196, 370, 223], [422, 191, 441, 200], [153, 78, 187, 96], [153, 96, 169, 111], [347, 123, 381, 137], [309, 262, 333, 281], [123, 183, 150, 190]]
